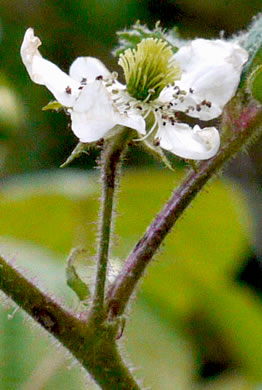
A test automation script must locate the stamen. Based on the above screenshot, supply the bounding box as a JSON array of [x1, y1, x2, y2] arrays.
[[143, 109, 152, 120], [133, 119, 158, 142], [143, 91, 155, 103]]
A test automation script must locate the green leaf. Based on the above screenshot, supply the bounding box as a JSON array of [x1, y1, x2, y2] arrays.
[[115, 170, 251, 276], [0, 239, 91, 390], [0, 170, 99, 255], [113, 169, 262, 383], [125, 301, 192, 389], [0, 168, 259, 386]]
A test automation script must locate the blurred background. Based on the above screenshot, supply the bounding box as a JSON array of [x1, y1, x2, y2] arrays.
[[0, 0, 262, 389]]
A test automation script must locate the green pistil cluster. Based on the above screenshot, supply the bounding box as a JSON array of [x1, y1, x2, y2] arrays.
[[118, 38, 181, 101]]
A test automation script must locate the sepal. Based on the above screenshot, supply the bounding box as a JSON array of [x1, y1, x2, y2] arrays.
[[113, 21, 179, 57], [42, 100, 63, 111], [60, 142, 90, 168], [237, 13, 262, 84], [142, 139, 174, 171]]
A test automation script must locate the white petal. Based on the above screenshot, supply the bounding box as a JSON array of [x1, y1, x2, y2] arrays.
[[69, 57, 125, 93], [118, 112, 146, 135], [21, 28, 80, 106], [172, 39, 248, 120], [71, 81, 145, 142], [69, 57, 111, 81], [71, 111, 117, 142], [157, 122, 220, 160]]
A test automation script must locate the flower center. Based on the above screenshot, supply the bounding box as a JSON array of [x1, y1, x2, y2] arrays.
[[118, 38, 181, 102]]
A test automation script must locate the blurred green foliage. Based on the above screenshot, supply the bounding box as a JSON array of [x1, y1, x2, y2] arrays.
[[248, 65, 262, 103], [0, 169, 260, 389]]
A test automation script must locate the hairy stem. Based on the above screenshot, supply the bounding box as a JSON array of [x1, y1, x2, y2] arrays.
[[106, 98, 262, 318], [90, 128, 131, 319], [0, 255, 140, 389]]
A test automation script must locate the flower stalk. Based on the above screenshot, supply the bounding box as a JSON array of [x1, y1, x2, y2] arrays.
[[106, 96, 262, 319], [90, 128, 131, 320]]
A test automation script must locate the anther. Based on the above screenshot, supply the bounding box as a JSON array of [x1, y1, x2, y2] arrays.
[[169, 117, 176, 125], [96, 75, 103, 81], [173, 86, 180, 95], [196, 104, 201, 112], [97, 138, 104, 146], [111, 71, 118, 80], [200, 100, 212, 108], [65, 86, 72, 94]]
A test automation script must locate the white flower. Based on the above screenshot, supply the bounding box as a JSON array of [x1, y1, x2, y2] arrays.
[[20, 28, 146, 143], [21, 28, 248, 160], [154, 39, 248, 159]]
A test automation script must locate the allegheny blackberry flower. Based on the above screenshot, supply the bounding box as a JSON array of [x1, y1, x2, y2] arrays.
[[21, 28, 248, 160]]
